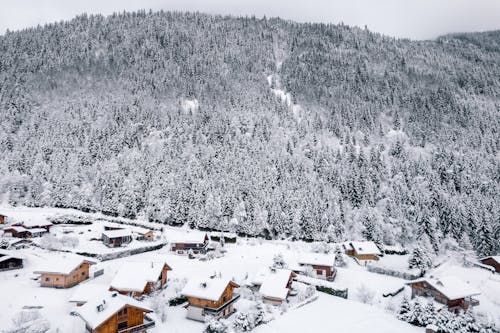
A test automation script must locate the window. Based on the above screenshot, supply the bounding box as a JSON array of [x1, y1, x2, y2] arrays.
[[118, 310, 122, 316], [82, 272, 85, 276], [123, 308, 128, 315], [45, 277, 50, 282], [317, 269, 323, 275], [117, 321, 128, 329]]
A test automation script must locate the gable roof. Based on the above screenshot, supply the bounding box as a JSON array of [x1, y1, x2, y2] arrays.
[[258, 268, 295, 301], [34, 257, 96, 275], [102, 229, 132, 239], [16, 220, 53, 228], [4, 226, 29, 233], [0, 250, 24, 263], [69, 283, 109, 304], [110, 261, 172, 292], [407, 276, 480, 300], [75, 292, 152, 330], [347, 241, 381, 255], [480, 256, 500, 263], [297, 253, 335, 267], [171, 232, 208, 244], [181, 277, 239, 302]]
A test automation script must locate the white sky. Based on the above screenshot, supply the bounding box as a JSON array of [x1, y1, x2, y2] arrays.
[[1, 0, 499, 40]]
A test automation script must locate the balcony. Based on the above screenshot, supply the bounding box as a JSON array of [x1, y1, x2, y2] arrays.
[[117, 316, 155, 333]]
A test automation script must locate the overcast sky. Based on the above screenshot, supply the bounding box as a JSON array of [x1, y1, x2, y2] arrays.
[[1, 0, 500, 40]]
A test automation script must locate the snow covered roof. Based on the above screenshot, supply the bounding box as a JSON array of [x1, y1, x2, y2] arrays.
[[131, 227, 152, 235], [18, 220, 52, 228], [69, 283, 109, 304], [171, 232, 208, 244], [480, 256, 500, 263], [181, 277, 239, 302], [75, 292, 152, 330], [27, 228, 48, 234], [297, 253, 335, 267], [407, 276, 481, 300], [34, 257, 96, 275], [258, 268, 295, 301], [110, 261, 172, 292], [346, 241, 382, 255], [4, 226, 28, 233], [0, 250, 24, 262], [102, 229, 132, 239]]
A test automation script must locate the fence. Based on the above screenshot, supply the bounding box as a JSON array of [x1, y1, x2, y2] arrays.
[[367, 265, 422, 280]]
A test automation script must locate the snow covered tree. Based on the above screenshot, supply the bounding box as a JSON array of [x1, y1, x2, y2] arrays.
[[272, 253, 287, 269]]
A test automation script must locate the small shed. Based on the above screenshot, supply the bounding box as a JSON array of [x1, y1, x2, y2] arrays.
[[343, 241, 382, 263], [297, 253, 336, 281], [75, 292, 154, 333], [182, 277, 240, 322], [479, 256, 500, 273], [101, 230, 133, 248]]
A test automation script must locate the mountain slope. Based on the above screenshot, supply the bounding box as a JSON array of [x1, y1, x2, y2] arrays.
[[0, 11, 498, 255]]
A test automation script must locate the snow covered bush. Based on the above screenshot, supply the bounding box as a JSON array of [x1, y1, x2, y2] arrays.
[[6, 310, 50, 333], [334, 245, 347, 267], [297, 285, 316, 302], [408, 245, 433, 273], [204, 318, 230, 333], [397, 297, 499, 333], [38, 234, 61, 250], [356, 284, 375, 304], [311, 241, 331, 254], [150, 294, 168, 323], [233, 312, 255, 332], [272, 253, 287, 269]]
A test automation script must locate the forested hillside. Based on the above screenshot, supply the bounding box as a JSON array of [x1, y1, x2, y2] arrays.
[[0, 11, 498, 255]]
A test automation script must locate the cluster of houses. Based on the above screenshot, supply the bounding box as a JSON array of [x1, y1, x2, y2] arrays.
[[1, 212, 499, 332]]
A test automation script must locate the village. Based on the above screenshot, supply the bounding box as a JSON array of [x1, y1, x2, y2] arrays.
[[0, 206, 499, 333]]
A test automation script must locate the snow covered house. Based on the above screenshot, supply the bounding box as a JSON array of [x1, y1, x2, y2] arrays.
[[297, 253, 336, 281], [406, 276, 480, 312], [3, 225, 47, 238], [75, 291, 155, 333], [0, 238, 33, 249], [102, 229, 133, 248], [343, 241, 382, 263], [13, 220, 53, 231], [479, 256, 500, 273], [0, 250, 24, 271], [109, 261, 172, 297], [181, 277, 240, 322], [133, 227, 154, 241], [253, 268, 296, 305], [34, 258, 96, 288], [170, 232, 209, 255]]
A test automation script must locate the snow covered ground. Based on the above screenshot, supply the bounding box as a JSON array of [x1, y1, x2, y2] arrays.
[[0, 205, 499, 332]]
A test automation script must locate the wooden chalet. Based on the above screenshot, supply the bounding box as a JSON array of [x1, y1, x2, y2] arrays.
[[102, 229, 133, 248], [171, 233, 209, 255], [75, 292, 154, 333], [109, 261, 172, 297], [253, 268, 297, 305], [34, 258, 96, 288], [133, 228, 154, 241], [297, 253, 336, 281], [406, 276, 480, 312], [13, 220, 53, 231], [181, 277, 240, 322], [343, 241, 382, 263], [3, 226, 47, 238], [479, 256, 500, 273], [0, 250, 24, 271]]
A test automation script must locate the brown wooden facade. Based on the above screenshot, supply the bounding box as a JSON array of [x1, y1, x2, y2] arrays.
[[171, 234, 209, 255], [37, 261, 94, 288], [0, 256, 23, 271], [185, 281, 240, 321], [0, 214, 5, 224], [87, 305, 154, 333], [480, 257, 500, 273], [408, 281, 479, 312], [306, 264, 336, 281]]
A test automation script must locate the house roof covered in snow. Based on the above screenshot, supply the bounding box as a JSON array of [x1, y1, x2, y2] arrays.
[[110, 261, 172, 292], [407, 276, 480, 300], [101, 229, 132, 239], [181, 277, 239, 302], [75, 292, 152, 330], [27, 228, 48, 234], [258, 268, 296, 301], [346, 241, 382, 255], [480, 256, 500, 263], [17, 220, 52, 228], [0, 250, 24, 262], [171, 232, 208, 244], [297, 253, 335, 267], [4, 226, 28, 233], [69, 283, 109, 304], [34, 257, 96, 275]]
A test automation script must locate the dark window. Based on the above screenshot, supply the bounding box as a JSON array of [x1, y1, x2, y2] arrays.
[[117, 321, 128, 329], [118, 310, 122, 316], [45, 277, 50, 282], [123, 308, 128, 315]]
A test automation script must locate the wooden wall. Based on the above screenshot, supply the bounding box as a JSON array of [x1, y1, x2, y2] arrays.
[[94, 305, 145, 333], [188, 283, 234, 309], [40, 262, 91, 288]]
